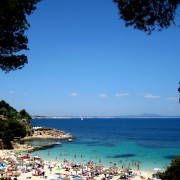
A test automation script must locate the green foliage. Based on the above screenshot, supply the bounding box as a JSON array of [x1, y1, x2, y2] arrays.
[[0, 0, 41, 72], [0, 100, 17, 112], [0, 119, 26, 148], [0, 121, 8, 139], [113, 0, 179, 34], [0, 100, 32, 148], [9, 120, 27, 138], [19, 109, 32, 122], [158, 157, 180, 180], [3, 129, 14, 149], [0, 100, 31, 121]]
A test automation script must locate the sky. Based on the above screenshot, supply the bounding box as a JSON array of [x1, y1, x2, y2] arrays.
[[1, 0, 180, 117]]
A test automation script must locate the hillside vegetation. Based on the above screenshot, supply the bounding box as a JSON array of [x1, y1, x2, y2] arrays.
[[0, 100, 32, 149]]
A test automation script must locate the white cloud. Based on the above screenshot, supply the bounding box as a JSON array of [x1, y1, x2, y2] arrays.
[[68, 92, 79, 97], [141, 93, 160, 99], [115, 92, 130, 97], [99, 93, 108, 98], [165, 97, 179, 102]]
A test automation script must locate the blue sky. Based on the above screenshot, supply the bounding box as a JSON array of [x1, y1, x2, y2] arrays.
[[1, 0, 180, 116]]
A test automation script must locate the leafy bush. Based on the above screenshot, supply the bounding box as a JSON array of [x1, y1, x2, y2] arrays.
[[0, 100, 31, 148], [158, 157, 180, 180]]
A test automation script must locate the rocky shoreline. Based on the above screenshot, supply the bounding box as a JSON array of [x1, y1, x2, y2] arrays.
[[13, 126, 74, 152]]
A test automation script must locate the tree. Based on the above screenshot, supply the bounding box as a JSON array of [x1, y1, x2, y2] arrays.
[[19, 109, 32, 119], [8, 120, 27, 138], [1, 1, 179, 73], [113, 0, 180, 34], [0, 119, 26, 149], [0, 100, 18, 119], [0, 0, 41, 73], [0, 100, 32, 147], [158, 157, 180, 179]]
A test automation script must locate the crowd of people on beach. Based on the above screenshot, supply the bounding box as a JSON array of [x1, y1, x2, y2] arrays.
[[0, 150, 159, 180]]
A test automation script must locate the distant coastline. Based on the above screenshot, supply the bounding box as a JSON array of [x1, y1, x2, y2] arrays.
[[31, 114, 180, 119]]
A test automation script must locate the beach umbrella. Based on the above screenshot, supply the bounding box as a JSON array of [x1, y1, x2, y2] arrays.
[[154, 168, 161, 171], [76, 163, 81, 166], [89, 169, 95, 175], [2, 175, 11, 179], [106, 168, 112, 173], [13, 172, 21, 177], [73, 167, 80, 175], [8, 159, 16, 163], [66, 164, 71, 168], [33, 155, 39, 158], [62, 177, 71, 180], [0, 171, 6, 175], [140, 171, 148, 176], [0, 167, 5, 170], [95, 165, 103, 170], [120, 175, 126, 179], [48, 175, 56, 180], [56, 167, 63, 171], [124, 167, 131, 172], [80, 165, 86, 170], [102, 169, 111, 176], [73, 175, 82, 180], [57, 175, 63, 179], [55, 167, 63, 175], [7, 171, 13, 176], [50, 164, 54, 168], [110, 165, 118, 171]]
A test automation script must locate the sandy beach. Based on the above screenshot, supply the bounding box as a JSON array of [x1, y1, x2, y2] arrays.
[[0, 149, 154, 180]]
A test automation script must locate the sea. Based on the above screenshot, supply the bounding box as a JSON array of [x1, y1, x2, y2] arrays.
[[28, 118, 180, 172]]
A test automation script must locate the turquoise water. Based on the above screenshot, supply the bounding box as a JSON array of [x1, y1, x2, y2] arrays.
[[29, 118, 180, 172]]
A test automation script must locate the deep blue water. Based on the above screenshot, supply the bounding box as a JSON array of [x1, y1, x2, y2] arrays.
[[31, 118, 180, 148], [29, 118, 180, 171]]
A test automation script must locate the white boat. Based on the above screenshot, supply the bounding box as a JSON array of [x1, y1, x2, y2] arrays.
[[67, 138, 73, 142], [54, 142, 62, 145]]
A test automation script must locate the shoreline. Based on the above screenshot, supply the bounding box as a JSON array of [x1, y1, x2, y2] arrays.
[[0, 149, 155, 180], [23, 126, 74, 140], [12, 127, 74, 153], [22, 135, 74, 140], [17, 134, 166, 173]]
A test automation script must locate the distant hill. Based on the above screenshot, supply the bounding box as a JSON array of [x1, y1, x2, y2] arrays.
[[137, 113, 164, 117], [117, 113, 180, 118]]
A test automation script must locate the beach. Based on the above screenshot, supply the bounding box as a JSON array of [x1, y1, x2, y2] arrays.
[[0, 149, 154, 180]]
